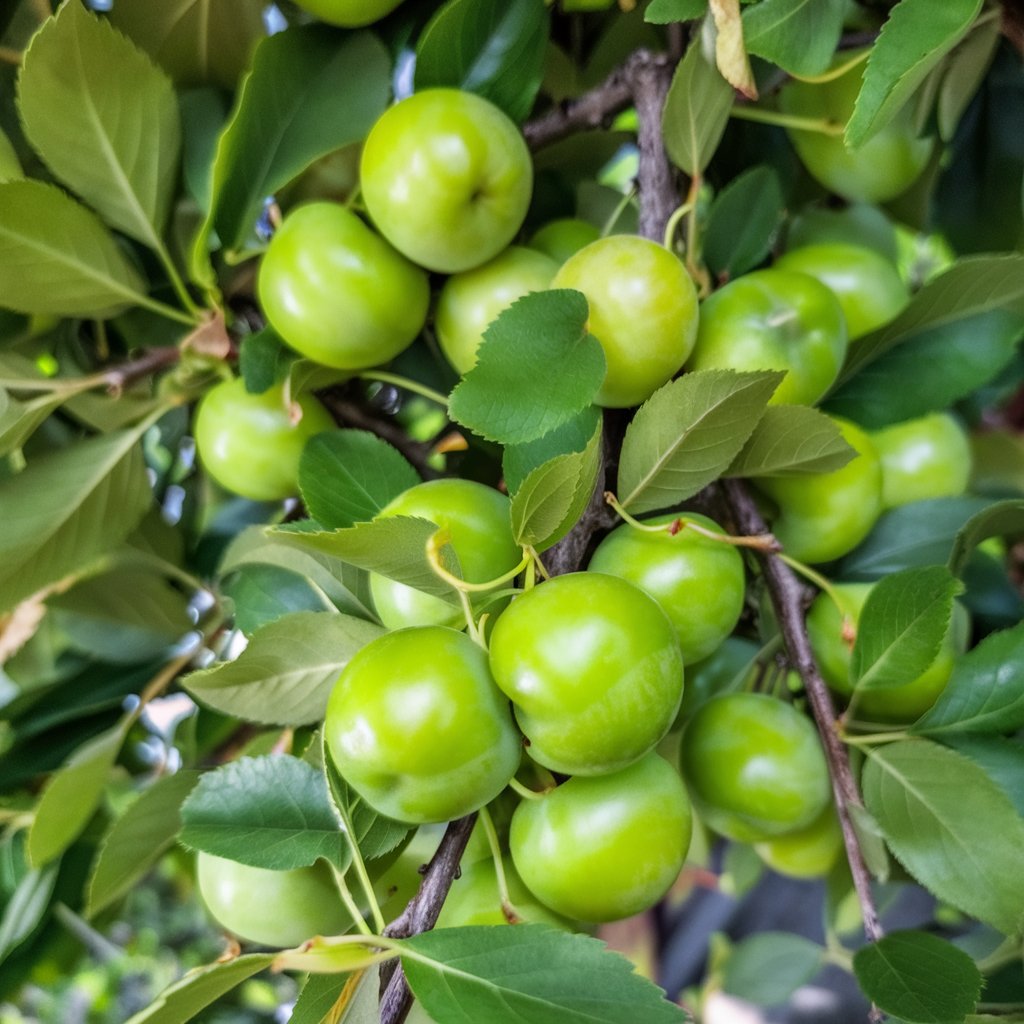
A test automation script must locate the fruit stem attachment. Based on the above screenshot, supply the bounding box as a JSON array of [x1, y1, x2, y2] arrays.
[[329, 864, 374, 938], [662, 200, 696, 252], [840, 729, 910, 748], [509, 778, 549, 802], [359, 371, 449, 408], [479, 805, 521, 924], [426, 543, 532, 595], [788, 48, 868, 84], [729, 106, 846, 136]]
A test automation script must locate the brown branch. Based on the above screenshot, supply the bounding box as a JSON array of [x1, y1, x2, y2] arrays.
[[626, 53, 676, 243], [523, 64, 634, 151], [100, 346, 181, 394]]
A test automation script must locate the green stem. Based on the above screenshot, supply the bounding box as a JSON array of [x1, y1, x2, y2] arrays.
[[134, 292, 200, 327], [509, 778, 547, 802], [841, 730, 910, 748], [154, 239, 203, 319], [789, 49, 868, 84], [359, 371, 449, 408], [479, 805, 519, 922], [729, 106, 845, 136], [975, 937, 1022, 975], [662, 200, 695, 251], [778, 554, 850, 614], [600, 185, 638, 237], [348, 851, 387, 936], [330, 865, 373, 938]]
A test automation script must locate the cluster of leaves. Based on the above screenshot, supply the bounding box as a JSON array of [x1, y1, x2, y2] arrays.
[[1, 0, 1024, 1022]]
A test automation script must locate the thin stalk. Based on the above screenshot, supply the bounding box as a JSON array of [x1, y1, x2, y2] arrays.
[[478, 806, 519, 923], [729, 106, 845, 136], [359, 371, 449, 408], [153, 239, 202, 319], [330, 865, 373, 938], [349, 847, 387, 936], [789, 49, 868, 84], [601, 185, 639, 237], [509, 778, 548, 802]]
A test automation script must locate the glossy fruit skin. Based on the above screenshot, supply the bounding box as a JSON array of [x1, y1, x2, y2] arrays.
[[681, 693, 831, 842], [754, 806, 843, 879], [488, 572, 684, 775], [587, 513, 746, 665], [686, 269, 847, 406], [779, 51, 932, 203], [870, 412, 972, 509], [324, 626, 521, 824], [756, 417, 883, 564], [291, 0, 404, 25], [774, 243, 908, 341], [369, 479, 521, 630], [509, 753, 692, 922], [806, 582, 970, 722], [436, 246, 558, 375], [258, 203, 428, 370], [528, 218, 601, 263], [193, 377, 334, 501], [551, 236, 700, 408], [360, 90, 533, 273], [196, 852, 351, 947]]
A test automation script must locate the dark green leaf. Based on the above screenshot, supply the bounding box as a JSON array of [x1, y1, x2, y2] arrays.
[[415, 0, 549, 123], [184, 611, 383, 727], [723, 932, 824, 1007], [0, 861, 58, 965], [300, 431, 420, 530], [289, 974, 350, 1024], [743, 0, 845, 78], [703, 166, 784, 281], [943, 736, 1024, 818], [948, 498, 1024, 577], [618, 369, 782, 514], [180, 755, 350, 871], [726, 405, 855, 477], [853, 931, 981, 1024], [503, 407, 602, 494], [239, 328, 288, 395], [291, 968, 380, 1024], [645, 0, 708, 22], [936, 14, 1000, 141], [862, 739, 1024, 935], [850, 566, 962, 693], [450, 290, 604, 446], [221, 564, 333, 636], [179, 88, 229, 212], [402, 925, 688, 1023]]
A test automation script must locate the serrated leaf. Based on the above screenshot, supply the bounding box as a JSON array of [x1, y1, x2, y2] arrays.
[[0, 860, 58, 965], [0, 428, 152, 615], [18, 1, 180, 250], [845, 0, 982, 149], [185, 611, 383, 727], [221, 564, 334, 636], [123, 954, 276, 1024], [742, 0, 845, 77], [703, 166, 784, 282], [943, 736, 1024, 818], [645, 0, 708, 23], [853, 931, 981, 1024], [618, 369, 782, 514], [912, 622, 1024, 736], [726, 405, 855, 477], [503, 407, 603, 494], [180, 755, 350, 871], [239, 328, 288, 395], [948, 498, 1024, 577], [0, 180, 149, 317], [862, 739, 1024, 935], [662, 35, 734, 176], [936, 14, 1000, 141], [450, 290, 604, 446], [850, 566, 962, 693], [192, 28, 389, 280], [300, 431, 420, 530], [510, 413, 602, 549], [722, 933, 824, 1007], [87, 770, 201, 917], [415, 0, 549, 123], [401, 925, 688, 1023]]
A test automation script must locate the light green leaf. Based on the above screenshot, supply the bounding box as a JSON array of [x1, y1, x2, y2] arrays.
[[862, 739, 1024, 935], [273, 940, 392, 975], [19, 1, 180, 250], [853, 930, 982, 1024], [503, 407, 602, 494], [179, 755, 350, 871], [742, 0, 845, 77], [948, 498, 1024, 577], [0, 425, 152, 615], [300, 431, 420, 530], [450, 290, 604, 446], [703, 165, 784, 282], [289, 974, 351, 1024], [0, 388, 65, 459], [184, 611, 383, 727], [402, 924, 688, 1023], [618, 369, 782, 514], [87, 770, 201, 917], [123, 954, 276, 1024], [726, 405, 855, 477], [722, 933, 824, 1007], [0, 125, 22, 182], [845, 0, 982, 149], [662, 36, 734, 176], [645, 0, 708, 23], [0, 861, 58, 965], [0, 180, 149, 317]]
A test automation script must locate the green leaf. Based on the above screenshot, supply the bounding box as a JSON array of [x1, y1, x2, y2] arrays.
[[850, 566, 962, 693], [272, 940, 392, 975], [18, 1, 180, 250], [617, 369, 782, 514], [123, 954, 275, 1024], [948, 498, 1024, 577], [943, 736, 1024, 818], [503, 407, 603, 494], [853, 931, 982, 1024], [179, 755, 350, 871], [401, 924, 688, 1023], [0, 388, 65, 459], [193, 28, 390, 278], [289, 974, 350, 1024], [722, 933, 824, 1007], [845, 0, 982, 149], [662, 36, 735, 176], [510, 412, 602, 549], [450, 290, 604, 446], [300, 431, 420, 531], [239, 328, 288, 395], [184, 611, 383, 727], [936, 14, 1000, 141], [415, 0, 549, 123], [725, 405, 855, 477], [0, 180, 148, 317], [645, 0, 708, 23], [703, 166, 784, 282], [862, 739, 1024, 935], [287, 967, 381, 1020], [87, 770, 201, 917], [108, 0, 266, 91], [0, 861, 58, 965], [0, 425, 152, 614], [911, 622, 1024, 736], [221, 564, 334, 636], [837, 255, 1024, 385], [742, 0, 845, 77], [0, 125, 22, 182]]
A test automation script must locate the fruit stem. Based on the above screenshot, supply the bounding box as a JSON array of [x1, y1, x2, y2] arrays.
[[729, 106, 845, 136], [479, 805, 521, 923], [153, 238, 204, 319], [329, 864, 374, 938], [788, 48, 868, 84], [359, 371, 449, 408], [778, 554, 850, 617], [662, 200, 696, 252], [601, 184, 639, 237], [509, 778, 548, 802], [840, 730, 910, 748]]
